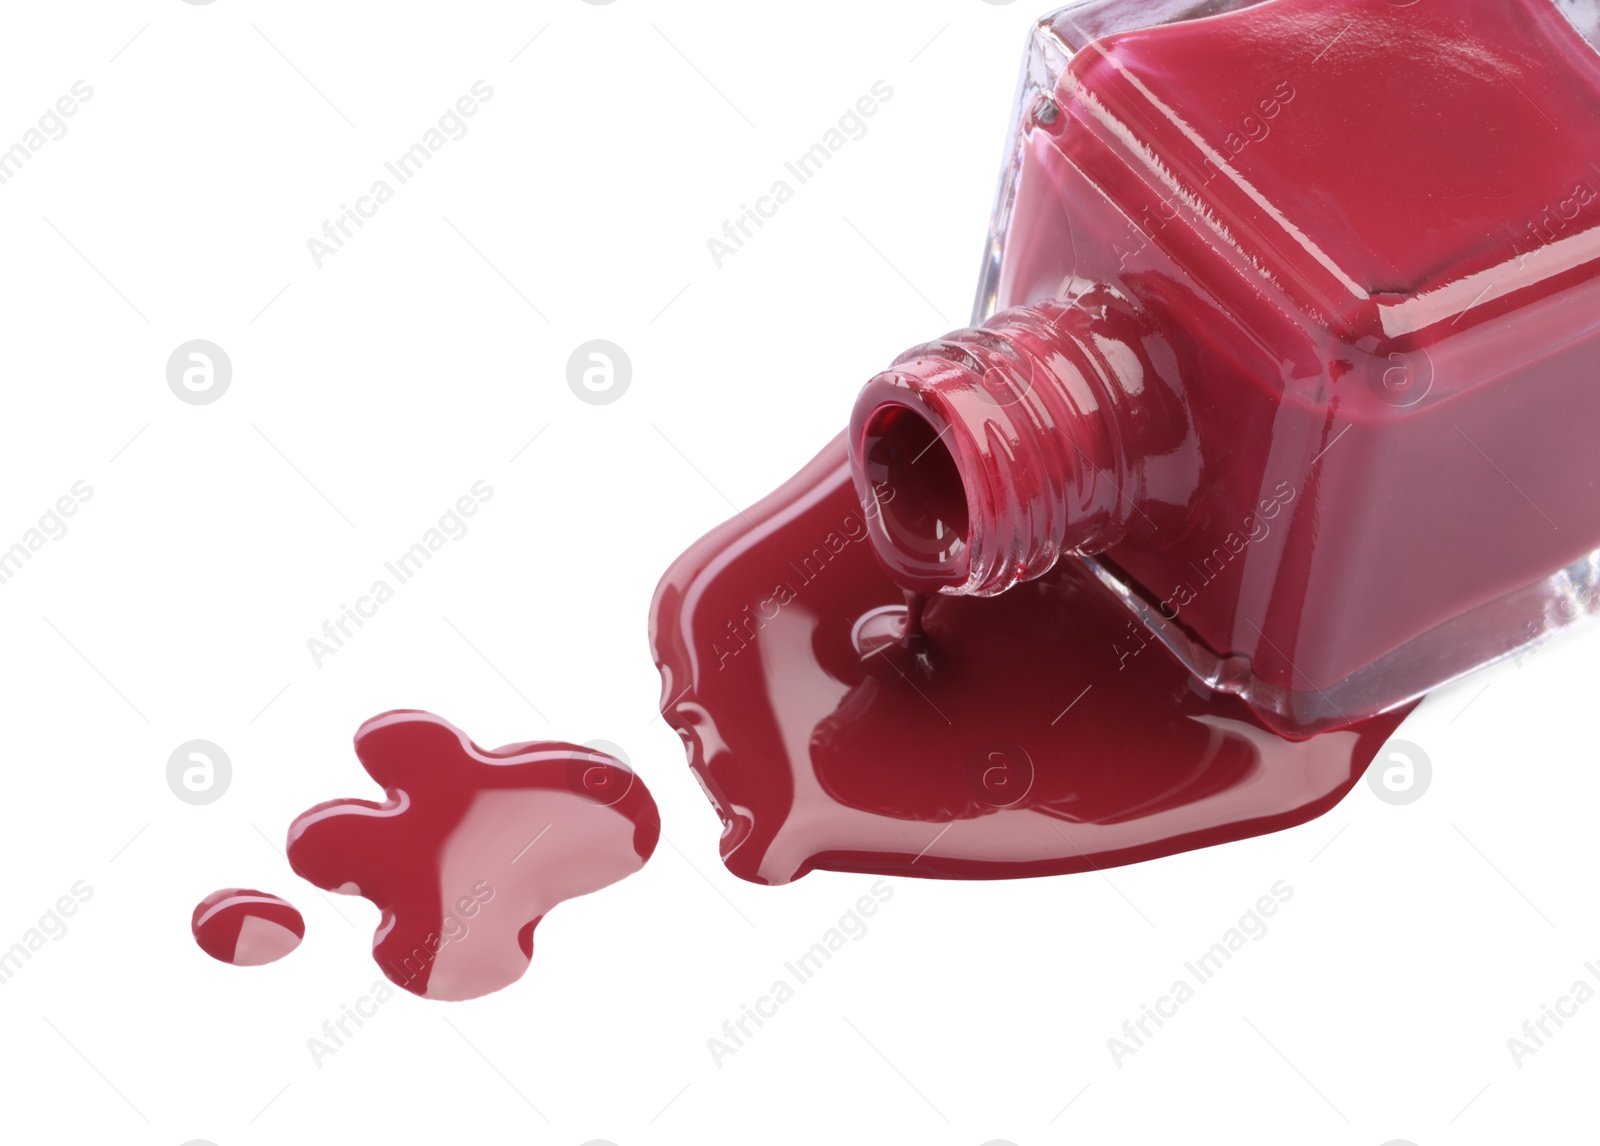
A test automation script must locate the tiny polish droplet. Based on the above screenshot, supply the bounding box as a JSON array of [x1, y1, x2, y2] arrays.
[[192, 889, 305, 967]]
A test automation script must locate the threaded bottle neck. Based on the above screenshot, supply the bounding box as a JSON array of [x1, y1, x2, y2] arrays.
[[849, 290, 1153, 597]]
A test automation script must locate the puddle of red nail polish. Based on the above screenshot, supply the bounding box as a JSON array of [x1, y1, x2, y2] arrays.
[[650, 434, 1415, 886], [192, 889, 305, 966], [286, 711, 659, 1001]]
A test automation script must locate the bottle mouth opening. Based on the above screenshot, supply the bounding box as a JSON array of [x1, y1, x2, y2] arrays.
[[857, 401, 971, 591]]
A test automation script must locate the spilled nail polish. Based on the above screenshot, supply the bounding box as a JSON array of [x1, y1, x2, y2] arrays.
[[286, 711, 659, 1001], [651, 435, 1414, 886], [192, 889, 305, 967]]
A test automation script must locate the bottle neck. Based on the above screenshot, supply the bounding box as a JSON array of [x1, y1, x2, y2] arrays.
[[849, 287, 1158, 597]]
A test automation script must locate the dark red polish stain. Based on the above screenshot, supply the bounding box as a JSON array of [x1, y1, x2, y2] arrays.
[[285, 711, 659, 1001], [192, 889, 305, 967], [650, 436, 1413, 886]]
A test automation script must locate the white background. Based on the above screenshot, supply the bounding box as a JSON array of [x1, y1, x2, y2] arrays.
[[0, 1, 1597, 1143]]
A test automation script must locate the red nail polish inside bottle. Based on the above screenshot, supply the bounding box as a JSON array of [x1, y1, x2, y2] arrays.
[[850, 0, 1600, 735]]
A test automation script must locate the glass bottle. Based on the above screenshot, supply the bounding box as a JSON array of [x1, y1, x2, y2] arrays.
[[850, 0, 1600, 735]]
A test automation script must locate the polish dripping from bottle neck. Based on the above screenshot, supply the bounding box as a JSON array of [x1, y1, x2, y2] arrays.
[[849, 285, 1159, 598]]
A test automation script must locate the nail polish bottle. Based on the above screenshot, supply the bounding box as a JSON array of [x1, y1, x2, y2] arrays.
[[850, 0, 1600, 735]]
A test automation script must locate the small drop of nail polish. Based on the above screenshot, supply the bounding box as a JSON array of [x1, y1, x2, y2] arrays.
[[192, 889, 305, 967]]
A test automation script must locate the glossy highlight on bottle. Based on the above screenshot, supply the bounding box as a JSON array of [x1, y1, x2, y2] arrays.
[[285, 711, 659, 1001], [191, 889, 305, 967], [651, 436, 1413, 886]]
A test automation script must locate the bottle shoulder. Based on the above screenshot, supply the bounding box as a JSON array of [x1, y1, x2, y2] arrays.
[[1050, 0, 1600, 343]]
